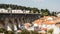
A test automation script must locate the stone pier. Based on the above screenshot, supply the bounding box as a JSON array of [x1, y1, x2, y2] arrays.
[[0, 13, 41, 31]]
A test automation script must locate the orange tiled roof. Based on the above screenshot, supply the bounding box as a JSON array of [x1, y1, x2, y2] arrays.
[[34, 19, 43, 25], [33, 16, 60, 25]]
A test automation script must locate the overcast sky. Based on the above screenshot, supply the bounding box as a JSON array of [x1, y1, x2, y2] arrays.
[[0, 0, 60, 12]]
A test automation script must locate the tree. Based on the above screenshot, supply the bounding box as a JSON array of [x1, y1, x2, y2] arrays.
[[51, 11, 56, 16], [30, 8, 40, 13], [41, 9, 51, 16]]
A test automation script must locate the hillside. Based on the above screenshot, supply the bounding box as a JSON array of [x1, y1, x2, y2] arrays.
[[0, 4, 40, 13], [0, 4, 39, 10]]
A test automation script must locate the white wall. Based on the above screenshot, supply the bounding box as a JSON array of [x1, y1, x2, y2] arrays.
[[0, 9, 30, 13]]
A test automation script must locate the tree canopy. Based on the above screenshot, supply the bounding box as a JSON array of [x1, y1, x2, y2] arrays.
[[0, 4, 57, 16], [41, 9, 51, 16]]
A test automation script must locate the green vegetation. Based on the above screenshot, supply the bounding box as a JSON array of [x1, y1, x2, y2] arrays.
[[0, 28, 39, 34], [17, 29, 39, 34], [47, 29, 53, 34], [0, 4, 57, 16], [0, 28, 6, 33], [5, 31, 14, 34], [0, 28, 54, 34], [41, 9, 51, 16]]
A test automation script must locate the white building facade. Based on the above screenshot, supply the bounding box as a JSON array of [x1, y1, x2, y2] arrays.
[[0, 8, 30, 14]]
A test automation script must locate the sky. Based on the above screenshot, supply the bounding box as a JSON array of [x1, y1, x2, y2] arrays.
[[0, 0, 60, 12]]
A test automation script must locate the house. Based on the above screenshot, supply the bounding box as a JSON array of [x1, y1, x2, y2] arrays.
[[33, 16, 60, 30], [0, 8, 30, 13], [56, 12, 60, 17], [24, 23, 31, 29]]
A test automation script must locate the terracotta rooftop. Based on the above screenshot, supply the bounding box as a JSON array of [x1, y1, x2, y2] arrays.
[[33, 16, 60, 25]]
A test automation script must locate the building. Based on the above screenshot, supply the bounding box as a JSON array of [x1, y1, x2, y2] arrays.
[[0, 8, 41, 31], [33, 16, 60, 30], [56, 12, 60, 17], [0, 8, 30, 13]]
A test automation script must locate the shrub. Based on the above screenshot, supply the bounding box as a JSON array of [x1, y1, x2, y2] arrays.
[[0, 28, 6, 33], [17, 32, 21, 34], [21, 29, 30, 34], [31, 31, 39, 34], [5, 31, 14, 34], [48, 29, 53, 34], [20, 29, 39, 34]]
